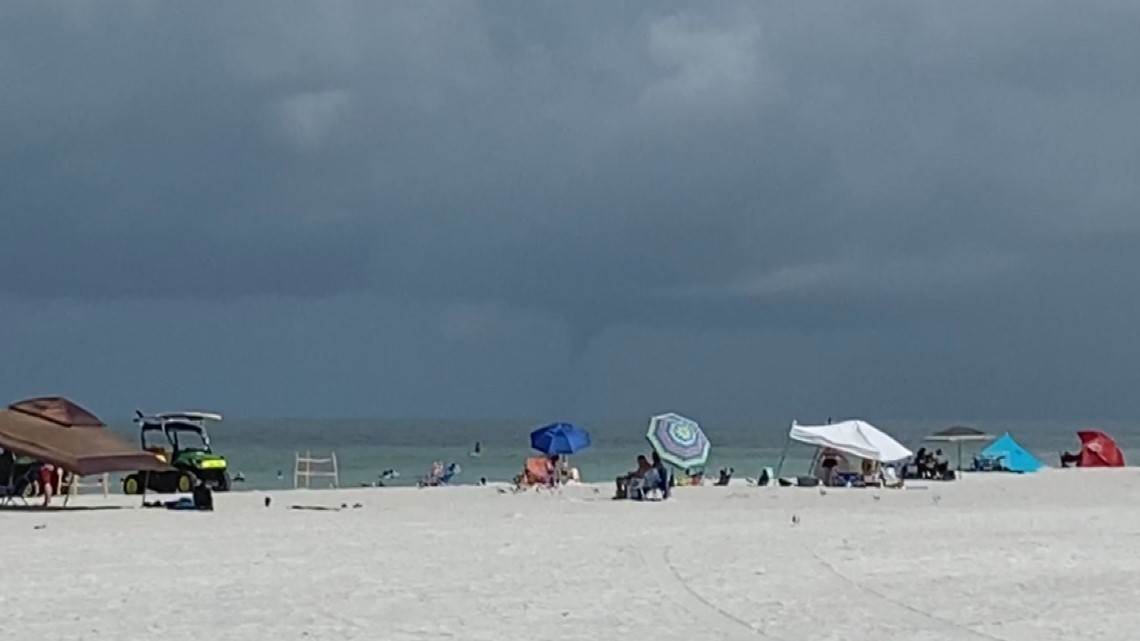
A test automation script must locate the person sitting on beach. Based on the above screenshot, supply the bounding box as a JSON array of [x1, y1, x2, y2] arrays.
[[549, 456, 575, 485], [547, 455, 562, 486], [683, 467, 704, 486], [918, 450, 938, 479], [630, 455, 651, 478], [649, 452, 665, 479], [420, 461, 445, 487], [1060, 451, 1080, 468], [649, 452, 671, 494], [756, 467, 770, 486], [715, 467, 735, 486], [912, 448, 928, 479], [0, 448, 13, 483], [614, 455, 653, 498], [931, 450, 951, 479], [192, 478, 214, 511]]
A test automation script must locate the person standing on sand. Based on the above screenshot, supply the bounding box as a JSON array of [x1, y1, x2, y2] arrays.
[[38, 462, 56, 507], [820, 452, 839, 486]]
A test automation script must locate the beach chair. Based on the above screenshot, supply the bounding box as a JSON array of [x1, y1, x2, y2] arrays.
[[628, 469, 672, 501], [972, 456, 1000, 472], [514, 458, 552, 490], [1, 482, 26, 506], [879, 466, 904, 489], [627, 475, 649, 500], [1, 468, 32, 506]]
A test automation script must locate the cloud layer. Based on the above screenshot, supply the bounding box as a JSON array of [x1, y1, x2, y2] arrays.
[[2, 1, 1139, 418]]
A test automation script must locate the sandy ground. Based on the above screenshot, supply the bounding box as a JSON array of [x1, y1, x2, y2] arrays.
[[3, 469, 1140, 641]]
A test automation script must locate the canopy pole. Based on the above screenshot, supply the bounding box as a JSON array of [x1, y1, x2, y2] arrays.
[[957, 441, 964, 472], [808, 447, 821, 477], [141, 470, 149, 507], [774, 433, 793, 479]]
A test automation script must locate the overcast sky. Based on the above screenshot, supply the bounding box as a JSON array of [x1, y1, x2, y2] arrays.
[[2, 1, 1139, 421]]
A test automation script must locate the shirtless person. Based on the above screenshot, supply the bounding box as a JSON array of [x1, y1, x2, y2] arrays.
[[614, 455, 652, 498]]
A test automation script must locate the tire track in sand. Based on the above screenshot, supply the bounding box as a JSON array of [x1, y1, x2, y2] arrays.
[[636, 543, 790, 641], [806, 544, 1013, 641]]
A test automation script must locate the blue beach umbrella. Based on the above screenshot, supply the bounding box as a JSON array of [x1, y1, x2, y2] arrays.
[[647, 413, 711, 469], [530, 423, 592, 456]]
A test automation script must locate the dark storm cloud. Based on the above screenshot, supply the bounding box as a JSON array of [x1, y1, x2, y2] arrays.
[[2, 0, 1139, 331]]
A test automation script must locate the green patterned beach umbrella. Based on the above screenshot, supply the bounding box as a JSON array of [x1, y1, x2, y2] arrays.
[[646, 412, 711, 469]]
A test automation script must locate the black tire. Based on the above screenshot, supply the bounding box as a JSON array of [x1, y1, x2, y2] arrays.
[[215, 473, 232, 492], [122, 475, 142, 495], [176, 472, 195, 493]]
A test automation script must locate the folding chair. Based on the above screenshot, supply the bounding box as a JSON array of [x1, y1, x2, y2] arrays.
[[1, 469, 31, 506], [879, 465, 905, 489]]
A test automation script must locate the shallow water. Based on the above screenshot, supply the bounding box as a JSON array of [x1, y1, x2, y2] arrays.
[[94, 417, 1140, 491]]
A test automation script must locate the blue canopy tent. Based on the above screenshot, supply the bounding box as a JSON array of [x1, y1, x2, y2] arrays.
[[978, 433, 1042, 473]]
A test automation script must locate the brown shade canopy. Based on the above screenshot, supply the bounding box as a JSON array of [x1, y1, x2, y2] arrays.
[[0, 396, 173, 476]]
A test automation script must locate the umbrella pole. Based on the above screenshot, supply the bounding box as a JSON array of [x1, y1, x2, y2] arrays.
[[774, 434, 792, 478]]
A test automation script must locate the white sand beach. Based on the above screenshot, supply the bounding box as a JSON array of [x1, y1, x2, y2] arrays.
[[5, 469, 1140, 641]]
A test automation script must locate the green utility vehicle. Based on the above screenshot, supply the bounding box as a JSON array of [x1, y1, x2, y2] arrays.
[[121, 411, 231, 494]]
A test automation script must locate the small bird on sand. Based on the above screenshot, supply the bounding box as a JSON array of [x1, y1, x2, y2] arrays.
[[791, 514, 800, 525], [932, 494, 942, 505], [873, 494, 881, 502], [818, 487, 828, 496], [496, 488, 507, 494], [34, 524, 47, 530]]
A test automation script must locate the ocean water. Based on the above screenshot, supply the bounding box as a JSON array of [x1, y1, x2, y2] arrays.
[[100, 417, 1140, 491]]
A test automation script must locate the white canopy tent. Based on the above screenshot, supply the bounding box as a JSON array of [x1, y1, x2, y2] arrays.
[[776, 420, 913, 478]]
